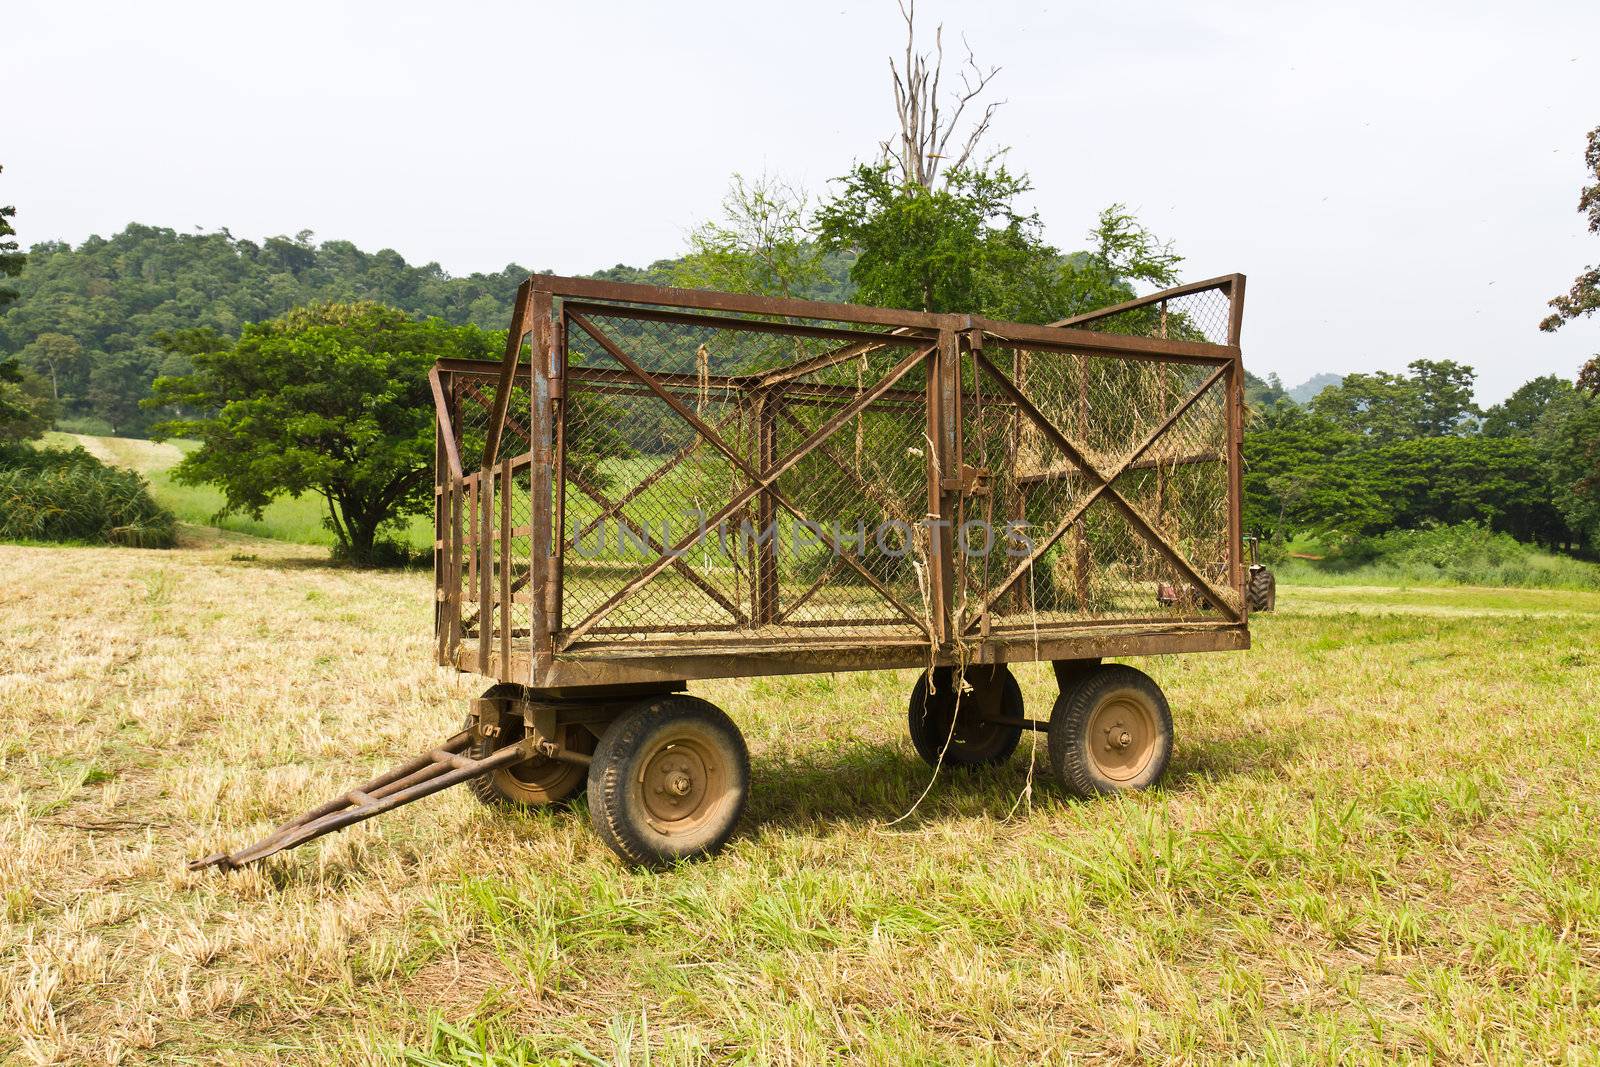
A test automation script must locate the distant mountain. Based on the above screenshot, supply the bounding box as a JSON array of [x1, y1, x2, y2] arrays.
[[1288, 372, 1343, 405]]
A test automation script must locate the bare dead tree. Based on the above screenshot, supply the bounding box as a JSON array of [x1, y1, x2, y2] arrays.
[[882, 0, 1003, 190]]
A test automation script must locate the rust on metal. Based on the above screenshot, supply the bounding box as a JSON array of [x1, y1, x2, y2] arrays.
[[192, 270, 1255, 872]]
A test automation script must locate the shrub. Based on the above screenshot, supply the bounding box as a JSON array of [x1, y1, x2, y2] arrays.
[[0, 445, 177, 547], [1279, 522, 1600, 590]]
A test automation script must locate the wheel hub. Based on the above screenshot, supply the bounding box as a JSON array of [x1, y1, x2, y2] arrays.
[[1086, 695, 1158, 782], [640, 739, 718, 828]]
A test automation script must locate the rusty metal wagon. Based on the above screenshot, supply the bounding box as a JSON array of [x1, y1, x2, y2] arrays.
[[191, 272, 1252, 871]]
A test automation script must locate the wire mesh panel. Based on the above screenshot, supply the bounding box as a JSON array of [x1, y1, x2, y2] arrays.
[[955, 343, 1238, 636], [556, 306, 936, 651], [1062, 281, 1238, 346], [431, 273, 1248, 685]]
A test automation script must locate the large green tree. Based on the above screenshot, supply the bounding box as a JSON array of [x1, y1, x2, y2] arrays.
[[1367, 436, 1568, 546], [1242, 405, 1388, 541], [671, 174, 837, 300], [814, 162, 1044, 315], [812, 0, 1177, 323], [1541, 125, 1600, 332], [0, 162, 50, 444], [814, 164, 1182, 323], [1310, 359, 1479, 444], [0, 165, 21, 311], [1481, 374, 1575, 438], [1539, 372, 1600, 550], [0, 355, 53, 443], [150, 302, 496, 564], [19, 331, 87, 405]]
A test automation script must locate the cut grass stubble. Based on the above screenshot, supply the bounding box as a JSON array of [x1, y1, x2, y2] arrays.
[[1, 535, 1599, 1063]]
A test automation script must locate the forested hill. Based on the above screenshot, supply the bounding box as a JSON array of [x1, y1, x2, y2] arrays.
[[3, 220, 1279, 434], [0, 223, 855, 434]]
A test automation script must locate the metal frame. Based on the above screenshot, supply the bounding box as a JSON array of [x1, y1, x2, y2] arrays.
[[432, 273, 1251, 690]]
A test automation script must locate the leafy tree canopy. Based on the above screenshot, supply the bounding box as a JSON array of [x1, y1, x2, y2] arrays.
[[1539, 380, 1600, 548], [814, 162, 1044, 316], [0, 162, 51, 443], [670, 174, 850, 301], [1310, 358, 1479, 444], [1541, 125, 1600, 332], [1242, 404, 1385, 542], [149, 302, 496, 564], [813, 161, 1180, 322], [1481, 374, 1575, 438], [0, 165, 22, 313]]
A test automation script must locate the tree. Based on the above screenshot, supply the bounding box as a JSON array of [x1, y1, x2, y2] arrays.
[[88, 349, 156, 435], [882, 0, 1002, 190], [816, 7, 1181, 323], [1245, 370, 1292, 411], [1242, 405, 1387, 541], [1540, 125, 1600, 332], [0, 163, 50, 443], [1481, 374, 1574, 437], [1311, 359, 1479, 444], [815, 162, 1046, 315], [19, 332, 86, 405], [670, 174, 828, 299], [814, 1, 1057, 317], [0, 355, 53, 443], [1539, 371, 1600, 551], [150, 302, 496, 565], [0, 164, 22, 313], [1410, 359, 1480, 436], [1018, 206, 1183, 323], [1368, 436, 1568, 546]]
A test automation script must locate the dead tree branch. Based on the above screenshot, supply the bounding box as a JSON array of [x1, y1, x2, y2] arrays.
[[882, 0, 1004, 189]]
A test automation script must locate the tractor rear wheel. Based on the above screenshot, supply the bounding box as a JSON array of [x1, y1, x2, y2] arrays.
[[1047, 665, 1173, 797], [465, 685, 592, 809], [1247, 565, 1277, 612], [588, 695, 749, 869], [907, 664, 1024, 769]]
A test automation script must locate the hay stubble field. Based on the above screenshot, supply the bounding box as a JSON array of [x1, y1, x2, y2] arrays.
[[3, 530, 1599, 1064]]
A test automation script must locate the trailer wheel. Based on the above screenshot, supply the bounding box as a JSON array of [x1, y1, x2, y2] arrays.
[[907, 665, 1023, 769], [465, 687, 592, 809], [1047, 665, 1173, 797], [587, 695, 749, 869]]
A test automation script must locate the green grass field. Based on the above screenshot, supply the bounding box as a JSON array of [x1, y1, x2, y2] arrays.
[[2, 530, 1598, 1063], [42, 432, 435, 551]]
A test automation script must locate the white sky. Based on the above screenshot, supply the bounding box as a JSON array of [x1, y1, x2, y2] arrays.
[[5, 0, 1598, 402]]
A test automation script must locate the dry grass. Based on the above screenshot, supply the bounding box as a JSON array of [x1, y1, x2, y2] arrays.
[[3, 532, 1599, 1064]]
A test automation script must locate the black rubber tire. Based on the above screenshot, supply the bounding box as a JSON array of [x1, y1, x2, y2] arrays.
[[1047, 664, 1173, 798], [1247, 566, 1276, 613], [465, 685, 591, 809], [907, 664, 1024, 769], [587, 695, 749, 870]]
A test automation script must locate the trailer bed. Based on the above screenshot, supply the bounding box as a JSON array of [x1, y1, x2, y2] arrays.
[[433, 273, 1250, 688]]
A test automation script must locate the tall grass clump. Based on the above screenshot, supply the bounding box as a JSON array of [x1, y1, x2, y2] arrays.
[[0, 444, 177, 548], [1274, 522, 1600, 590]]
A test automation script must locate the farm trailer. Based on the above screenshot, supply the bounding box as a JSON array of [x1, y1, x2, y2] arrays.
[[192, 272, 1252, 871]]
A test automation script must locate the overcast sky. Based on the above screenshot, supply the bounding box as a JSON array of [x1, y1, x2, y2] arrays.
[[6, 0, 1597, 402]]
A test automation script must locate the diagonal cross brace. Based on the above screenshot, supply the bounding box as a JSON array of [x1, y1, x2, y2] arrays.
[[966, 355, 1236, 627], [559, 312, 935, 646], [565, 466, 751, 626]]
